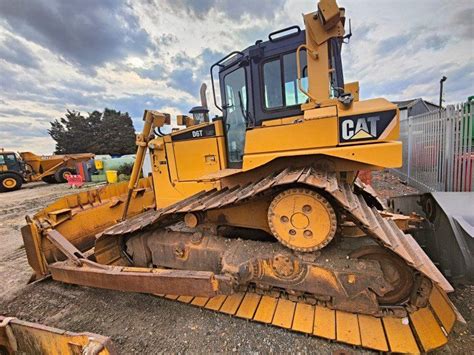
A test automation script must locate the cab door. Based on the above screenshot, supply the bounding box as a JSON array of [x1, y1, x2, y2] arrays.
[[221, 65, 249, 169], [3, 153, 21, 172]]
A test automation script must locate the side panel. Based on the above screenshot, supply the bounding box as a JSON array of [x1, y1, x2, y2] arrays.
[[242, 98, 401, 171], [244, 107, 338, 155], [150, 121, 226, 208], [173, 138, 222, 181]]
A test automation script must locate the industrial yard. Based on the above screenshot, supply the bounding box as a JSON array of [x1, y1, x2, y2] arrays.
[[1, 0, 473, 353]]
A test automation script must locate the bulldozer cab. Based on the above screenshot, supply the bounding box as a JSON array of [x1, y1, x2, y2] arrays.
[[212, 18, 346, 168], [151, 0, 400, 204], [214, 27, 312, 168]]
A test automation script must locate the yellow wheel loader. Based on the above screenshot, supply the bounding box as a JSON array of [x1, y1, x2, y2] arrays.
[[20, 0, 463, 352]]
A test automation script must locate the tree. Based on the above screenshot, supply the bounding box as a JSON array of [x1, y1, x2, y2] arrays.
[[49, 109, 137, 155]]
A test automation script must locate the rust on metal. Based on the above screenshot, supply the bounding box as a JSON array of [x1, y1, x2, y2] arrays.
[[0, 316, 117, 354], [100, 167, 453, 293], [48, 259, 232, 297]]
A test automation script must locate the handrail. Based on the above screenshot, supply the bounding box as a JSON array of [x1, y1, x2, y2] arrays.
[[210, 51, 245, 112], [268, 25, 301, 42], [296, 44, 319, 104]]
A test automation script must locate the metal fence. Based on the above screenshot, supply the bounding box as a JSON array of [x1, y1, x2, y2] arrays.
[[393, 101, 474, 192]]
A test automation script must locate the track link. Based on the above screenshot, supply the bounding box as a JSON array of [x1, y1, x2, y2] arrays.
[[156, 283, 457, 352]]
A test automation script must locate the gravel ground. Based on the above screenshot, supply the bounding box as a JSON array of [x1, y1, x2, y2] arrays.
[[0, 174, 472, 353]]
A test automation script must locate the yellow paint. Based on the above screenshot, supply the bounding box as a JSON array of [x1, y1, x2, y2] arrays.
[[23, 178, 155, 277], [358, 314, 388, 351], [313, 305, 335, 339], [164, 294, 179, 300], [429, 286, 457, 333], [244, 112, 338, 156], [292, 303, 314, 334], [410, 307, 447, 352], [272, 299, 296, 329], [243, 141, 402, 171], [205, 295, 227, 310], [105, 170, 118, 183], [253, 296, 278, 323], [173, 137, 222, 181], [269, 188, 335, 250], [235, 293, 261, 319], [190, 297, 209, 307], [207, 199, 271, 232], [177, 296, 194, 303], [0, 317, 113, 354], [336, 311, 361, 345], [344, 81, 359, 101], [154, 287, 457, 352], [382, 316, 419, 353], [220, 293, 244, 315], [2, 177, 17, 188]]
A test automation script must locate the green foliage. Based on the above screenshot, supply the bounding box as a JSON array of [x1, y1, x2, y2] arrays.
[[49, 109, 136, 155], [116, 162, 134, 176]]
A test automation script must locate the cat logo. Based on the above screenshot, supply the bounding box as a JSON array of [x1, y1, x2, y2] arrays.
[[339, 110, 396, 143], [341, 116, 379, 141]]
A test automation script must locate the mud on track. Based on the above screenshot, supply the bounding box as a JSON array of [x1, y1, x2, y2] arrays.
[[0, 174, 472, 353]]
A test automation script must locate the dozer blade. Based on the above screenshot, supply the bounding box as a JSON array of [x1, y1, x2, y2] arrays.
[[155, 283, 458, 353], [22, 177, 155, 280], [0, 316, 116, 354]]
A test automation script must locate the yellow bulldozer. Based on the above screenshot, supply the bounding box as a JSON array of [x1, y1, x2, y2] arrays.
[[19, 0, 463, 352], [0, 150, 94, 192]]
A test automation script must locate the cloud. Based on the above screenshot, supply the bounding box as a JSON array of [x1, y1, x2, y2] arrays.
[[0, 120, 49, 138], [0, 0, 472, 153], [135, 63, 167, 81], [449, 7, 473, 39], [159, 0, 285, 20], [0, 107, 47, 119], [0, 0, 152, 69], [167, 68, 202, 96], [0, 34, 41, 69], [376, 29, 449, 56], [423, 34, 450, 51]]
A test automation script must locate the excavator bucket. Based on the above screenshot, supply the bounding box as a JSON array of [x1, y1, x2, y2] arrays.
[[0, 316, 116, 355]]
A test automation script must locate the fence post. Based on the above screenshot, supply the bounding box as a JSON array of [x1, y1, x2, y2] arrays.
[[444, 106, 454, 191], [407, 116, 412, 183]]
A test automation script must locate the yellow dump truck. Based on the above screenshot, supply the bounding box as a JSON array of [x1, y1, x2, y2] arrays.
[[0, 149, 94, 192]]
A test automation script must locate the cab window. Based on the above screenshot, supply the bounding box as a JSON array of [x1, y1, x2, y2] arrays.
[[223, 66, 247, 165], [263, 50, 308, 110], [0, 155, 5, 165]]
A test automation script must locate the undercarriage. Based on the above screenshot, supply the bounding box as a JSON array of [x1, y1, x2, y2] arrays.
[[22, 170, 461, 352]]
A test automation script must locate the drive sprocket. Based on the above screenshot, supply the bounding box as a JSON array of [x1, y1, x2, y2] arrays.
[[267, 188, 337, 252]]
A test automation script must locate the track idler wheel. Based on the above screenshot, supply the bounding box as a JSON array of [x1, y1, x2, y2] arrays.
[[350, 246, 415, 305], [267, 188, 337, 252]]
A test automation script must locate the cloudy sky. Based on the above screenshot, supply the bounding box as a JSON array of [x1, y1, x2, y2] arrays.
[[0, 0, 472, 153]]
